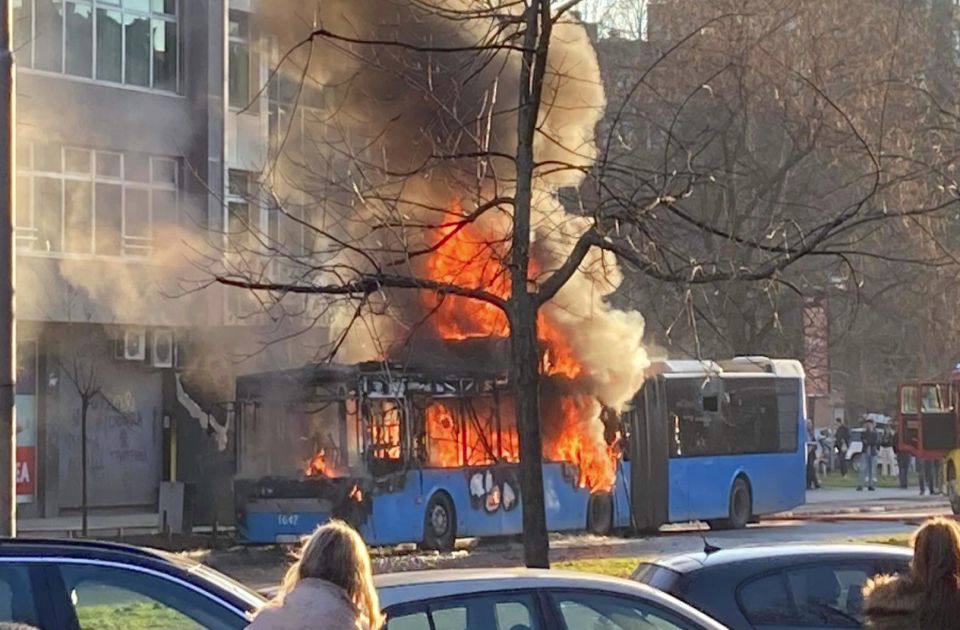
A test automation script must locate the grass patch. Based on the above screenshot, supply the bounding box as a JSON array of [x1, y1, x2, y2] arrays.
[[821, 471, 916, 489], [845, 533, 912, 547], [553, 556, 649, 578]]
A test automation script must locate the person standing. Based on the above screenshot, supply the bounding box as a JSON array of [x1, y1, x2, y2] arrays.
[[918, 456, 937, 496], [806, 420, 820, 490], [835, 418, 851, 477], [249, 520, 384, 630], [862, 517, 960, 628], [893, 429, 911, 489], [858, 419, 879, 491]]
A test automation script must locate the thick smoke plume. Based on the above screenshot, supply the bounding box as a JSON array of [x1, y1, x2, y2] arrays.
[[256, 1, 649, 421]]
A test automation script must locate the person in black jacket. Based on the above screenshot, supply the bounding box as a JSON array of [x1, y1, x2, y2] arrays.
[[892, 429, 911, 489], [858, 419, 879, 491], [835, 418, 851, 476]]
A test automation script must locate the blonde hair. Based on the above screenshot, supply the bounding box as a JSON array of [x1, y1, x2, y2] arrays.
[[276, 520, 384, 629]]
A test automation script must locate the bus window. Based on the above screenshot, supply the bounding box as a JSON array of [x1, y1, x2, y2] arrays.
[[367, 399, 403, 465], [901, 386, 918, 414], [421, 397, 502, 468], [425, 401, 462, 467], [665, 377, 790, 457]]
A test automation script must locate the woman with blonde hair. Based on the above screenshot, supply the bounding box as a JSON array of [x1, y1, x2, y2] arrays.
[[248, 520, 383, 630], [862, 516, 960, 629]]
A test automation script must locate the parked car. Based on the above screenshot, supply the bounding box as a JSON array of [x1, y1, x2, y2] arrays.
[[0, 538, 264, 628], [378, 568, 728, 629], [631, 543, 911, 629]]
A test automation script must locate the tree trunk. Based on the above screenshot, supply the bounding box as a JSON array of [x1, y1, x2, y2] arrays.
[[510, 294, 549, 568], [81, 396, 88, 538], [509, 0, 551, 569]]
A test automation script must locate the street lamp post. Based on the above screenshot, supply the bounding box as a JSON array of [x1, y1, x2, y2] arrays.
[[0, 0, 17, 537]]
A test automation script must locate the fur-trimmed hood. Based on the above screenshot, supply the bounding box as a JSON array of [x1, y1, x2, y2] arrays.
[[247, 578, 370, 630], [862, 574, 925, 630]]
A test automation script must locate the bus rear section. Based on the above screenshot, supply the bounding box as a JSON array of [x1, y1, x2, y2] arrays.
[[623, 358, 806, 531]]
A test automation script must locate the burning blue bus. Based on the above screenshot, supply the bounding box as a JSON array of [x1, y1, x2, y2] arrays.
[[233, 354, 805, 545]]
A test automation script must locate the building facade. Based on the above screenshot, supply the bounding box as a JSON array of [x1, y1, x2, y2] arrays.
[[10, 0, 276, 523]]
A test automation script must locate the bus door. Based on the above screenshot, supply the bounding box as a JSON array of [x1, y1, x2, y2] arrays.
[[919, 382, 956, 453], [628, 377, 669, 533], [898, 383, 920, 454]]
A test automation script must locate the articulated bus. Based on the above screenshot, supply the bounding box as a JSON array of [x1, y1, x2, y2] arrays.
[[233, 356, 806, 546]]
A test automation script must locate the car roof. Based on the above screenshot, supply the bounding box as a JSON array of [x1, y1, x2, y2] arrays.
[[0, 537, 170, 560], [0, 538, 265, 610], [375, 568, 726, 628], [644, 543, 912, 574]]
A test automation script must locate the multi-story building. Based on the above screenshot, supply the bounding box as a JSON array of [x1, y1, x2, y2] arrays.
[[9, 0, 294, 525]]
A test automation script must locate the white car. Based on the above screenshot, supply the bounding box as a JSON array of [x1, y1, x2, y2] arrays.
[[377, 568, 728, 629]]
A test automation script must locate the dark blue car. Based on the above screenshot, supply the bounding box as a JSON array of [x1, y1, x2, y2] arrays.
[[632, 544, 912, 629], [0, 538, 264, 629]]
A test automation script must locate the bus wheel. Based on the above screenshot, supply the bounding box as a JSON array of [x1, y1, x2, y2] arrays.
[[587, 492, 614, 536], [948, 464, 960, 515], [422, 493, 456, 552], [708, 477, 752, 530]]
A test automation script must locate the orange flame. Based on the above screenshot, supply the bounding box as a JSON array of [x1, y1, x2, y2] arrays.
[[418, 203, 617, 492], [304, 449, 329, 477]]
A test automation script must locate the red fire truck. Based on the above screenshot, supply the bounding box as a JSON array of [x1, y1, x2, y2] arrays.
[[896, 372, 960, 513]]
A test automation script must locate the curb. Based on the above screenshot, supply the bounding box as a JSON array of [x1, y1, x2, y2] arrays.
[[773, 501, 949, 520]]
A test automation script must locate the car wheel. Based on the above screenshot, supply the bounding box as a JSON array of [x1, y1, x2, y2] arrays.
[[421, 492, 456, 551], [587, 492, 614, 535], [708, 477, 752, 530], [949, 464, 960, 515]]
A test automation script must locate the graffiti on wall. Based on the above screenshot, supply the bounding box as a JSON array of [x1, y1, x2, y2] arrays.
[[468, 467, 519, 513]]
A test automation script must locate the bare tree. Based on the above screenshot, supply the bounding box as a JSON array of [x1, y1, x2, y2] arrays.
[[59, 348, 101, 538], [196, 0, 960, 567]]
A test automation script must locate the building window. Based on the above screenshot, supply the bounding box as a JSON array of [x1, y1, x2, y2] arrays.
[[13, 0, 179, 92], [16, 141, 178, 257], [229, 10, 255, 110], [226, 169, 257, 250]]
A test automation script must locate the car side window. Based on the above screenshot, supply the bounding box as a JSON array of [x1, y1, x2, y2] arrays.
[[386, 592, 541, 630], [0, 563, 40, 627], [784, 564, 870, 627], [57, 563, 246, 630], [738, 572, 800, 625], [547, 591, 696, 630]]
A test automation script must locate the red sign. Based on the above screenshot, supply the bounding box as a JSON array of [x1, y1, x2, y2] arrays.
[[16, 446, 35, 497]]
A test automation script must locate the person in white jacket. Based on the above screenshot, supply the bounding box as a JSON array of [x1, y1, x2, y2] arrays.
[[248, 520, 384, 630]]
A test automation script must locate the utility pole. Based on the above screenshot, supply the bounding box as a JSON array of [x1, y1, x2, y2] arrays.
[[0, 0, 17, 537]]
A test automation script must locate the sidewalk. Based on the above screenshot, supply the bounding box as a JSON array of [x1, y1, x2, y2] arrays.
[[775, 487, 949, 519], [17, 512, 159, 538]]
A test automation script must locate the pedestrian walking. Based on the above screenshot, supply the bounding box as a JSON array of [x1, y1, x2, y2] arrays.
[[835, 418, 851, 477], [862, 517, 960, 629], [892, 429, 911, 489], [248, 520, 384, 630], [858, 419, 879, 491]]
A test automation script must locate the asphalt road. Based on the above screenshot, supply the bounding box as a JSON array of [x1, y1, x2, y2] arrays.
[[210, 514, 932, 592]]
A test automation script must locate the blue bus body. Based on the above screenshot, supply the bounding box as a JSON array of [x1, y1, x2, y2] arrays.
[[233, 356, 805, 545]]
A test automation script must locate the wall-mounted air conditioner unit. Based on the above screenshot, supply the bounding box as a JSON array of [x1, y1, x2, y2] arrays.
[[123, 329, 147, 361], [152, 330, 175, 368]]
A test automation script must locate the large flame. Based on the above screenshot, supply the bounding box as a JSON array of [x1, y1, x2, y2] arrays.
[[420, 205, 618, 492]]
